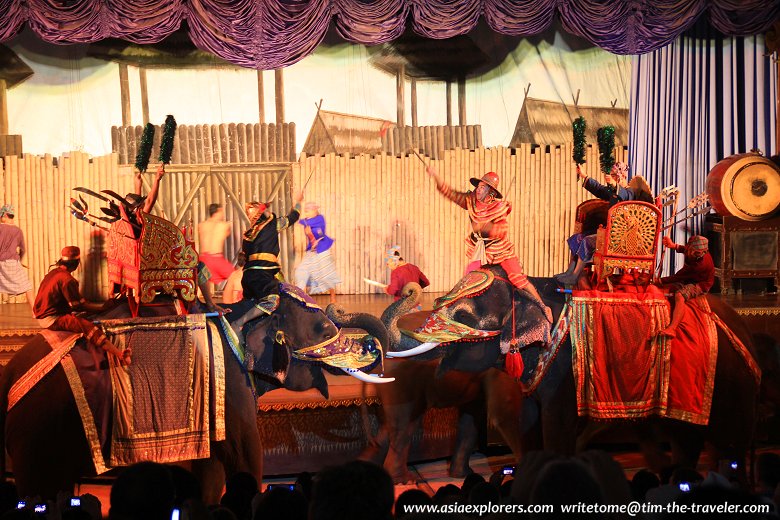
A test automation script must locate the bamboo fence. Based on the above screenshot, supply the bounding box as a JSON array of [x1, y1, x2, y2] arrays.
[[112, 122, 297, 165], [1, 144, 628, 304]]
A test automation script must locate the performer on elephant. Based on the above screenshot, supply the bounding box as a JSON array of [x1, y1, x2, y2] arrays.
[[241, 192, 303, 302], [555, 162, 654, 285], [658, 235, 715, 338], [385, 246, 429, 300], [33, 246, 131, 365], [425, 166, 544, 303], [198, 203, 235, 289], [0, 204, 35, 315], [294, 201, 341, 303], [117, 164, 166, 237]]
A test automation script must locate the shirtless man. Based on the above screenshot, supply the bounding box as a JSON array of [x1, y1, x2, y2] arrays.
[[198, 203, 235, 286]]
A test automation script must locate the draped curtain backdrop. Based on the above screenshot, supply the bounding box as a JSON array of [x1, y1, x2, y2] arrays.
[[629, 28, 777, 275], [0, 1, 779, 67]]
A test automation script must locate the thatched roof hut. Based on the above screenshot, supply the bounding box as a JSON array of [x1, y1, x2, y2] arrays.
[[302, 110, 392, 155], [509, 97, 628, 147]]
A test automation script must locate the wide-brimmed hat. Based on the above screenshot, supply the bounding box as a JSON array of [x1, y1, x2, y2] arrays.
[[61, 246, 80, 261], [469, 171, 503, 198]]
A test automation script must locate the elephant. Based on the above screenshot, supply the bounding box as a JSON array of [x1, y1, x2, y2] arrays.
[[360, 278, 550, 483], [0, 287, 391, 503], [376, 265, 763, 482]]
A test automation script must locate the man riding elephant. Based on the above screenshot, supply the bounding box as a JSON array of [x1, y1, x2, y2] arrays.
[[33, 246, 131, 365], [241, 193, 303, 305], [425, 166, 547, 309]]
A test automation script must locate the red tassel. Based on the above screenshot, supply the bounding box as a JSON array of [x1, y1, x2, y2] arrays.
[[505, 351, 524, 379]]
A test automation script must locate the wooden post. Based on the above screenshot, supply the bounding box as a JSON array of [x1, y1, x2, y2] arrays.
[[274, 69, 284, 126], [139, 67, 150, 125], [458, 76, 466, 126], [119, 64, 131, 127], [411, 78, 418, 128], [446, 80, 452, 127], [0, 79, 8, 136], [257, 70, 265, 124], [396, 64, 405, 128]]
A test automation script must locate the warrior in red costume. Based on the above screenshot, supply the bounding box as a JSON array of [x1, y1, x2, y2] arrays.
[[34, 246, 131, 365], [426, 166, 544, 303], [659, 235, 715, 338]]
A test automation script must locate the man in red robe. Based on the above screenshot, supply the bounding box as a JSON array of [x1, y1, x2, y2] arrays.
[[659, 235, 715, 337], [34, 246, 131, 365]]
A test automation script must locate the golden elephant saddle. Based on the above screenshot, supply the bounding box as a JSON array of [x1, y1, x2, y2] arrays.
[[107, 210, 198, 304], [433, 269, 495, 310]]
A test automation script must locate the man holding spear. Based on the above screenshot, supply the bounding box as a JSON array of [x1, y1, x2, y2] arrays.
[[424, 162, 545, 305]]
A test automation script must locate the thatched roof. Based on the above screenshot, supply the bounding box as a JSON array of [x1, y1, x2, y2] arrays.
[[509, 97, 628, 147], [302, 110, 392, 155]]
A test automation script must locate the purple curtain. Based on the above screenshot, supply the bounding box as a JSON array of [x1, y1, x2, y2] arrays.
[[1, 0, 778, 68]]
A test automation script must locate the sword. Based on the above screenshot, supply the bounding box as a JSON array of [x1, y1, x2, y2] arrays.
[[363, 277, 388, 289]]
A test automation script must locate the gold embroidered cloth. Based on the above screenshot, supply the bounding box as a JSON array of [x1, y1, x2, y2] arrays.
[[100, 314, 223, 466], [570, 288, 717, 425]]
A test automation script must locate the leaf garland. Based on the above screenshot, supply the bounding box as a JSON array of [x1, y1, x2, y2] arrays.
[[158, 115, 177, 164], [134, 123, 156, 174], [597, 126, 615, 175], [572, 116, 587, 165]]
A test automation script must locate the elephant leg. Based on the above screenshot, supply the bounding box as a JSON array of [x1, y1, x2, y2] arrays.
[[633, 422, 672, 474], [667, 422, 705, 469], [519, 398, 544, 453], [383, 402, 422, 484], [449, 409, 478, 479], [359, 423, 390, 466], [485, 369, 525, 460], [192, 455, 226, 506]]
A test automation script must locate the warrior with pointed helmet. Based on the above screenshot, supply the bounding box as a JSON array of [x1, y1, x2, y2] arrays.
[[425, 166, 545, 304], [241, 192, 303, 302]]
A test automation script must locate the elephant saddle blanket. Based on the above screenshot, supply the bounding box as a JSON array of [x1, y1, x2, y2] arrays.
[[8, 315, 227, 473], [569, 287, 719, 425]]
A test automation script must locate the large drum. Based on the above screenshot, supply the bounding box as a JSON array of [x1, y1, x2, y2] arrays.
[[706, 153, 780, 221]]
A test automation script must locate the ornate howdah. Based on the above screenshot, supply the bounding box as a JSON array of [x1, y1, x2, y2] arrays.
[[107, 211, 198, 303], [593, 201, 661, 285]]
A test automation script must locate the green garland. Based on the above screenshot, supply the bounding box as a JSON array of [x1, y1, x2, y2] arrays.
[[597, 126, 615, 175], [158, 115, 177, 164], [134, 123, 155, 173], [572, 117, 587, 165]]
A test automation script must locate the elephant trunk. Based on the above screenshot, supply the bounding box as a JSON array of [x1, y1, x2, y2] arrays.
[[326, 307, 390, 357], [379, 283, 423, 350]]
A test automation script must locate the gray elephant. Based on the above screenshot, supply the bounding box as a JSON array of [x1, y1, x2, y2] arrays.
[[373, 266, 763, 484], [0, 287, 391, 503], [360, 274, 550, 482]]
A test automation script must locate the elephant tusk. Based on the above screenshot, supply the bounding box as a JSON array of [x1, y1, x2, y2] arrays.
[[340, 368, 395, 383], [385, 342, 439, 358]]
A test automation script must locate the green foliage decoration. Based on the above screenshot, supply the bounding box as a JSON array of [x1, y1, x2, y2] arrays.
[[597, 126, 615, 175]]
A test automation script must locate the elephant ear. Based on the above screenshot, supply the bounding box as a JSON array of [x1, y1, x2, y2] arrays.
[[499, 289, 553, 381], [245, 313, 292, 385], [270, 327, 291, 383]]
